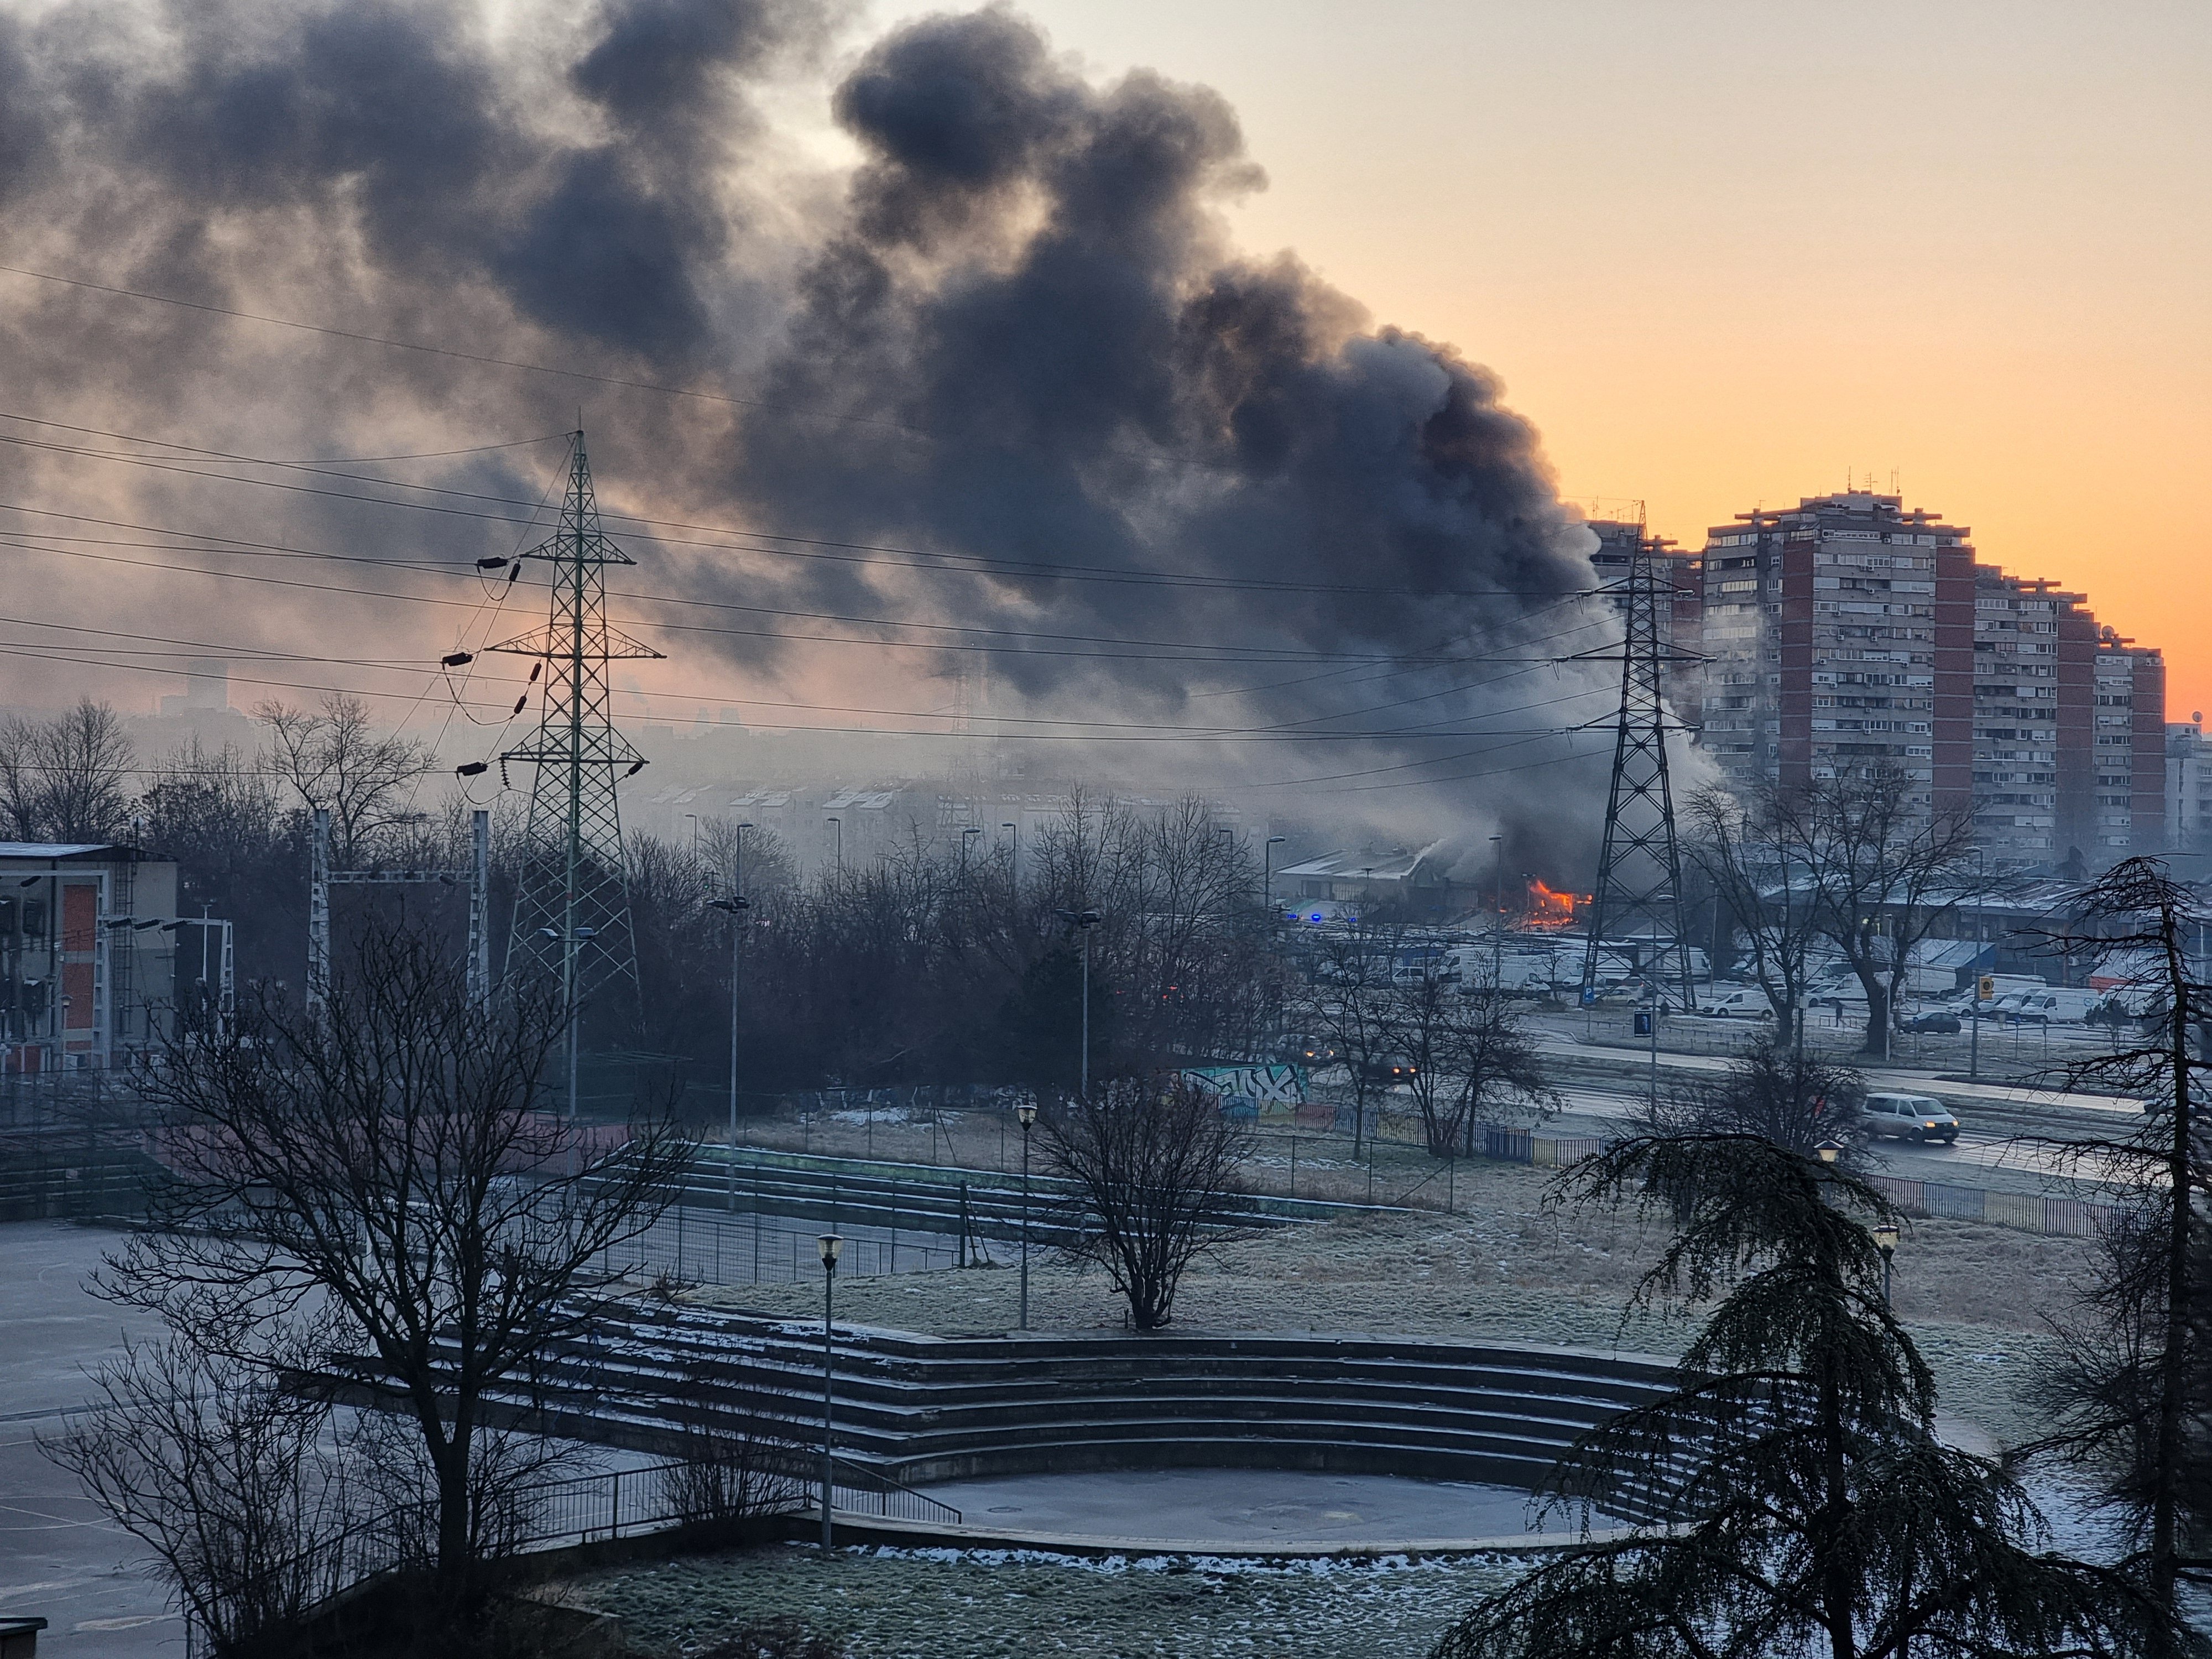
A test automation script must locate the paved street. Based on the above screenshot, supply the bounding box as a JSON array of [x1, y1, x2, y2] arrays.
[[0, 1223, 178, 1657]]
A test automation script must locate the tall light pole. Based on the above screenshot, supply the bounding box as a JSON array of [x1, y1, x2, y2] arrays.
[[1970, 849, 1987, 1081], [1489, 833, 1505, 990], [538, 924, 599, 1122], [1055, 908, 1103, 1097], [962, 826, 982, 872], [708, 893, 751, 1211], [1016, 1100, 1037, 1329], [1264, 835, 1286, 917], [825, 816, 842, 875], [1002, 821, 1019, 886], [1872, 1223, 1898, 1309], [817, 1233, 842, 1551]]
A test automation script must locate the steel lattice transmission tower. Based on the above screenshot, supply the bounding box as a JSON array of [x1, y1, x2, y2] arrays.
[[1578, 520, 1698, 1011], [491, 430, 661, 1019]]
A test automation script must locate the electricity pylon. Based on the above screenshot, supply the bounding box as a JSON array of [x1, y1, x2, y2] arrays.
[[1578, 520, 1697, 1011], [491, 431, 660, 1029]]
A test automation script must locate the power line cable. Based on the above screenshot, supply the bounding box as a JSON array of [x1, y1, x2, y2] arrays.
[[0, 412, 1604, 602]]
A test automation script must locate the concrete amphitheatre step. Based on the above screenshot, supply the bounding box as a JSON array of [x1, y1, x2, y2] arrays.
[[480, 1305, 1681, 1520]]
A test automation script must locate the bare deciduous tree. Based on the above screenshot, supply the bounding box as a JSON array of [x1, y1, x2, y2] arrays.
[[97, 919, 689, 1620], [43, 1336, 354, 1656], [1386, 977, 1556, 1159], [0, 698, 137, 843], [1041, 1075, 1249, 1330], [1642, 1035, 1864, 1160], [1686, 782, 1822, 1049], [259, 693, 435, 865], [1290, 911, 1407, 1155], [1802, 765, 1981, 1058]]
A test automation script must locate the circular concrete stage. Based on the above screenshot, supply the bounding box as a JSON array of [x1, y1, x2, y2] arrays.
[[875, 1468, 1625, 1557], [922, 1468, 1547, 1545]]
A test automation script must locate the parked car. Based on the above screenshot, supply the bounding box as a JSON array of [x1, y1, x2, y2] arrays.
[[1901, 1009, 1962, 1034], [1863, 1091, 1960, 1145]]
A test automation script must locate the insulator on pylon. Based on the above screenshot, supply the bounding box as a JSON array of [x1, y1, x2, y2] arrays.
[[625, 759, 647, 777], [442, 651, 473, 667], [528, 662, 542, 683], [476, 556, 508, 570], [511, 695, 528, 715], [455, 761, 489, 778]]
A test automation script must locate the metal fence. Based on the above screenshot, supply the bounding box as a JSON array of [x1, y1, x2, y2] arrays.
[[186, 1453, 961, 1655], [598, 1202, 963, 1288], [1453, 1120, 2122, 1239], [514, 1454, 961, 1545]]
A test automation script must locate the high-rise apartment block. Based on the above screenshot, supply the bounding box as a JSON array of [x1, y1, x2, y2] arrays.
[[1678, 491, 2164, 869], [2168, 717, 2212, 851]]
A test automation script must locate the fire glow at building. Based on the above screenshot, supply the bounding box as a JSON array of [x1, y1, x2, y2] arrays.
[[1523, 879, 1583, 930]]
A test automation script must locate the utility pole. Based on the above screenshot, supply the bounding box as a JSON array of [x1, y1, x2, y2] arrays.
[[1578, 514, 1698, 1015], [492, 431, 659, 1091]]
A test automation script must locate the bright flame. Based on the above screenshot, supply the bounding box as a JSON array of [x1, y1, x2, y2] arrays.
[[1524, 879, 1582, 930]]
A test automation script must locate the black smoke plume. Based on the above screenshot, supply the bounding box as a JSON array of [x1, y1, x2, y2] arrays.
[[0, 0, 1629, 877]]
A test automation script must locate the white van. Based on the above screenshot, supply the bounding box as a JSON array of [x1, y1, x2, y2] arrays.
[[1699, 985, 1774, 1020], [1863, 1092, 1961, 1145], [1973, 974, 2048, 1004], [2004, 988, 2100, 1025]]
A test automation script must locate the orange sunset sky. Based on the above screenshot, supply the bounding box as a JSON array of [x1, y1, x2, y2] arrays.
[[857, 0, 2210, 709]]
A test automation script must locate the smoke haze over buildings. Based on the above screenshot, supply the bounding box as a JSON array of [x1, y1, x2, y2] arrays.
[[0, 0, 1633, 877]]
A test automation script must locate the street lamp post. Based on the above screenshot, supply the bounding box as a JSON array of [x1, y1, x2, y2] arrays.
[[962, 826, 982, 871], [1489, 834, 1505, 989], [1872, 1222, 1899, 1308], [826, 816, 842, 874], [708, 893, 751, 1211], [1815, 1139, 1843, 1166], [1054, 908, 1104, 1097], [536, 924, 599, 1123], [817, 1233, 842, 1551], [1002, 821, 1019, 886], [1264, 835, 1286, 917], [1970, 850, 1987, 1081], [1016, 1100, 1037, 1329]]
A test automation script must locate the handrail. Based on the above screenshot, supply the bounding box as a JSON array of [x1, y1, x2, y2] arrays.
[[830, 1454, 962, 1526]]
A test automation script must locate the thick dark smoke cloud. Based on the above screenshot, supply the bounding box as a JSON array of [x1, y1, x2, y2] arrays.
[[0, 0, 1630, 876]]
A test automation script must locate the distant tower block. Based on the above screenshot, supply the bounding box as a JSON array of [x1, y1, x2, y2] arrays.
[[1579, 517, 1697, 1009], [491, 431, 662, 1014], [941, 652, 999, 830]]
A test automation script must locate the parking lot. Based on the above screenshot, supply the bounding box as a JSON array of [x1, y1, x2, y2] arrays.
[[0, 1222, 177, 1656]]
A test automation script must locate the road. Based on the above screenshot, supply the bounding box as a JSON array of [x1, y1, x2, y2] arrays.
[[0, 1222, 178, 1657], [1527, 1027, 2145, 1193]]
